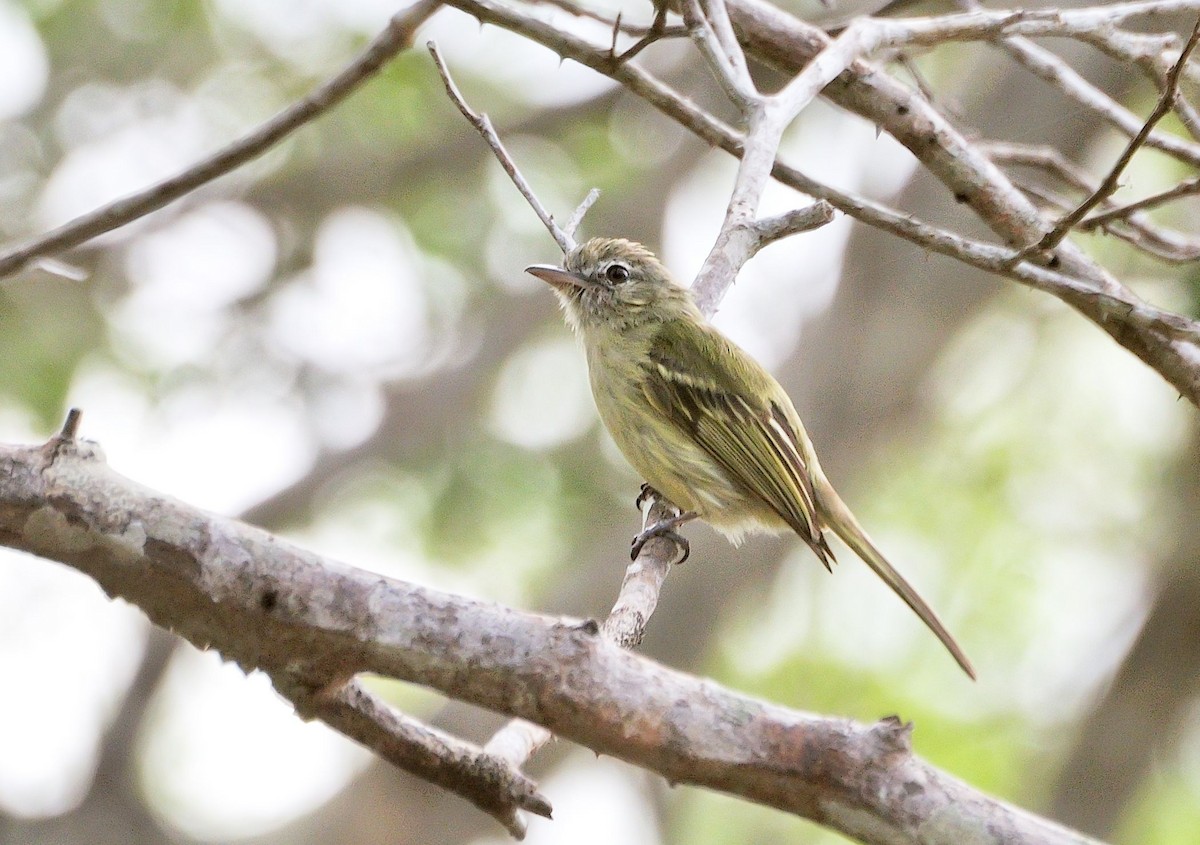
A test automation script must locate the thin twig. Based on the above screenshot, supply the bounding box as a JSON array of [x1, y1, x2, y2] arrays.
[[443, 0, 1200, 350], [990, 29, 1200, 170], [427, 41, 573, 254], [527, 0, 659, 34], [564, 188, 601, 239], [0, 0, 440, 280], [1082, 175, 1200, 228], [610, 0, 683, 64], [700, 0, 751, 76], [1167, 83, 1200, 141], [986, 141, 1200, 260], [895, 52, 936, 103], [1113, 213, 1200, 262], [1015, 15, 1200, 259], [288, 677, 552, 837], [982, 142, 1096, 194], [771, 19, 893, 119], [856, 2, 1200, 47]]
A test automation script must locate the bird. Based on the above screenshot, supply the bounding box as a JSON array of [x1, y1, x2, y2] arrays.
[[526, 237, 975, 679]]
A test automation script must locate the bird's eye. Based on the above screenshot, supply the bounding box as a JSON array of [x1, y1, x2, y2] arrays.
[[604, 263, 631, 283]]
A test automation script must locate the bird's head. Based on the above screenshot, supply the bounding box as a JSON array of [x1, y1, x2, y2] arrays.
[[526, 238, 699, 333]]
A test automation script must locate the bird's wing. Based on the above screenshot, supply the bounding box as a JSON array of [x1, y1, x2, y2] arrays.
[[641, 322, 833, 565]]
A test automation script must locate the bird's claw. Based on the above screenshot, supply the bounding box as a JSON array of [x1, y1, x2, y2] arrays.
[[635, 482, 655, 510], [631, 521, 691, 565]]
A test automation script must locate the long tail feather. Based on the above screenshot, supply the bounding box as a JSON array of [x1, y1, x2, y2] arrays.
[[814, 476, 976, 680]]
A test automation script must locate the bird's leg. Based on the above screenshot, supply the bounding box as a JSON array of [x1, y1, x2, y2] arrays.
[[631, 502, 698, 564]]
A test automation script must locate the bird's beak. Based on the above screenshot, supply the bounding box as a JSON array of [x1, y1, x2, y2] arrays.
[[525, 264, 597, 292]]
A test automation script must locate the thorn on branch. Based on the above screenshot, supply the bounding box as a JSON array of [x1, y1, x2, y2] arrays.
[[59, 407, 82, 441], [572, 617, 602, 636], [1081, 174, 1200, 230], [41, 407, 90, 467], [870, 714, 914, 758], [609, 0, 674, 66]]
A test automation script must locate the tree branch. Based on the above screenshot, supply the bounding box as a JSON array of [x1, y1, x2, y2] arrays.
[[428, 40, 575, 254], [443, 0, 1200, 403], [1017, 15, 1200, 256], [712, 0, 1200, 401], [0, 425, 1106, 845], [479, 493, 682, 832], [286, 677, 552, 836], [0, 1, 440, 281]]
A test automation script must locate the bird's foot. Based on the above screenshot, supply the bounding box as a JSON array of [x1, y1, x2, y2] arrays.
[[634, 482, 655, 511], [630, 510, 697, 565]]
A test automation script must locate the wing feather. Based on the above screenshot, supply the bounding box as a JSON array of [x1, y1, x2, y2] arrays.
[[642, 325, 834, 565]]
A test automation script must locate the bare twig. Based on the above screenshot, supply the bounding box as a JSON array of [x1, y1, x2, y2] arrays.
[[444, 0, 1200, 390], [684, 0, 756, 107], [755, 200, 837, 247], [527, 0, 660, 34], [1167, 84, 1200, 141], [980, 18, 1200, 171], [564, 188, 602, 240], [688, 13, 901, 311], [0, 0, 439, 280], [1114, 213, 1200, 262], [286, 677, 552, 836], [1082, 175, 1200, 229], [1014, 16, 1200, 259], [981, 142, 1096, 194], [984, 141, 1200, 261], [428, 41, 573, 254], [813, 1, 1200, 52], [894, 52, 950, 119]]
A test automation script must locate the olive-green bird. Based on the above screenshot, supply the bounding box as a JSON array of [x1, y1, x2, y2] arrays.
[[527, 237, 975, 679]]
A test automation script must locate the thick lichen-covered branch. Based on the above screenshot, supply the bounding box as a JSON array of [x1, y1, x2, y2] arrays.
[[0, 429, 1102, 845]]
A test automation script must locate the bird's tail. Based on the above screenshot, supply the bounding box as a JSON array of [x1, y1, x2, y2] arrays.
[[814, 477, 976, 680]]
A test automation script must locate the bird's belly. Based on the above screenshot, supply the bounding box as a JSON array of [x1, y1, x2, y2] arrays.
[[589, 365, 786, 543]]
